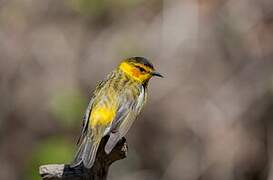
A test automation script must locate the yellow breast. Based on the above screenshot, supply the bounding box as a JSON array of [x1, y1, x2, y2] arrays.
[[90, 106, 116, 128]]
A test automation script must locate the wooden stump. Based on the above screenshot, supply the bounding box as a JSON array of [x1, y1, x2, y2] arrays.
[[39, 136, 127, 180]]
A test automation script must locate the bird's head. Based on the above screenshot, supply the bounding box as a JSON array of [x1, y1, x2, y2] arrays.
[[119, 57, 163, 84]]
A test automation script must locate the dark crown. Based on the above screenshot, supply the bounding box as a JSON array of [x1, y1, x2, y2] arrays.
[[127, 57, 154, 69]]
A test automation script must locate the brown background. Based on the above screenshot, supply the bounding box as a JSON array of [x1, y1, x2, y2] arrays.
[[0, 0, 273, 179]]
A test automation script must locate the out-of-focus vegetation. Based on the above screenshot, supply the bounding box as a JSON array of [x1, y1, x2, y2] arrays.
[[68, 0, 146, 18], [25, 137, 74, 180], [49, 89, 87, 128], [0, 0, 273, 180]]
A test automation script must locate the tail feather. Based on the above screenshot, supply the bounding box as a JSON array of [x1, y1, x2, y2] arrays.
[[71, 137, 100, 169], [105, 132, 120, 154], [70, 137, 86, 167], [83, 140, 99, 168]]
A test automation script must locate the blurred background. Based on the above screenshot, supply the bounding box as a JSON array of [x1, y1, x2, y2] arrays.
[[0, 0, 273, 179]]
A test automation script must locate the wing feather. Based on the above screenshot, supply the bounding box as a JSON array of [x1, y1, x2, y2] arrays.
[[104, 85, 146, 153], [118, 85, 146, 137]]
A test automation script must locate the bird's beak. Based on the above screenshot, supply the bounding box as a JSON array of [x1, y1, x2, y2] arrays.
[[151, 71, 164, 78]]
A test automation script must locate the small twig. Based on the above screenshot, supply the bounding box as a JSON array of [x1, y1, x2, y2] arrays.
[[39, 136, 128, 180]]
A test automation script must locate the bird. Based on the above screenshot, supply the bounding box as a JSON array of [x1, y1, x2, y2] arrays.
[[71, 57, 163, 169]]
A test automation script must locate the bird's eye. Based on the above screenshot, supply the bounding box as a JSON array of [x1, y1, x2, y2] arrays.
[[137, 66, 146, 73]]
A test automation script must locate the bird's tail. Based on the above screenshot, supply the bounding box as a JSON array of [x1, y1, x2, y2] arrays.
[[71, 136, 100, 169], [105, 132, 120, 154]]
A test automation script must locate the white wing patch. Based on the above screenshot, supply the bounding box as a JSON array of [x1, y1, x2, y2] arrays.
[[136, 86, 145, 113]]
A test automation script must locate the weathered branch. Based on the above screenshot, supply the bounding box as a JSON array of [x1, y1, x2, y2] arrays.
[[39, 136, 128, 180]]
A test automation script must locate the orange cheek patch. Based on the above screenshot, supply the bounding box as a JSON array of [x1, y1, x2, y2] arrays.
[[131, 69, 141, 77]]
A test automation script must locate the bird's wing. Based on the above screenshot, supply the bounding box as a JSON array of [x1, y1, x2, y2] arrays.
[[117, 85, 146, 136], [110, 101, 134, 131], [76, 80, 105, 145], [104, 86, 146, 154]]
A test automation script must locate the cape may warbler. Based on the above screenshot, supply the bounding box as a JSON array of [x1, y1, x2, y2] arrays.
[[72, 57, 163, 168]]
